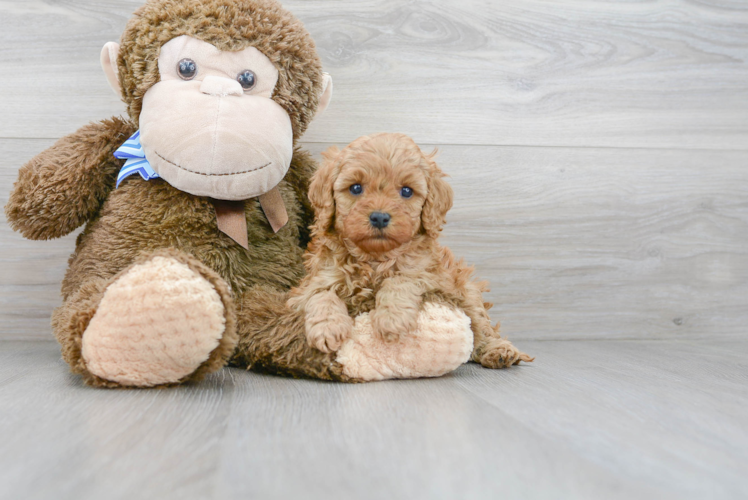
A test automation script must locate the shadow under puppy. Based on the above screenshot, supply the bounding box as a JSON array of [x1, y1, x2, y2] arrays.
[[232, 133, 532, 381]]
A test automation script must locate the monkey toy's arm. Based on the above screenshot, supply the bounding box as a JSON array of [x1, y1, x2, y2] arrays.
[[5, 117, 135, 240]]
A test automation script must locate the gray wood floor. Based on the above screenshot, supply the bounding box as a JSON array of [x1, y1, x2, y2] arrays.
[[1, 1, 747, 499], [1, 339, 747, 500]]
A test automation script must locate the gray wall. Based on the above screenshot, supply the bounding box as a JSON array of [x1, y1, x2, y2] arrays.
[[1, 0, 747, 340]]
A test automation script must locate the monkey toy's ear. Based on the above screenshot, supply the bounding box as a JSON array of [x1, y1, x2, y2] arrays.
[[100, 42, 122, 97], [315, 73, 333, 118]]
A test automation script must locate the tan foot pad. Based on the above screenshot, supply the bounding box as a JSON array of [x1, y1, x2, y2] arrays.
[[82, 256, 226, 387], [336, 303, 474, 381]]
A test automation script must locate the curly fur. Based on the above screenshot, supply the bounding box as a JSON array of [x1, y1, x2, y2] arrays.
[[289, 133, 534, 368]]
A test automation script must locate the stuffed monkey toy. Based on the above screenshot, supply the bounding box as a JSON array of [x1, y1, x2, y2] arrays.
[[6, 0, 490, 387]]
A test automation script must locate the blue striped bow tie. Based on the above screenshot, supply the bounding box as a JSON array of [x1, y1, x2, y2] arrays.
[[114, 130, 159, 187]]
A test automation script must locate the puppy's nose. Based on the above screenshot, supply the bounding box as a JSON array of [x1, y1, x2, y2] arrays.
[[369, 212, 391, 229]]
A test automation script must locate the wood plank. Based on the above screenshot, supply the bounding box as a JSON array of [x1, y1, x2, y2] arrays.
[[454, 339, 748, 500], [0, 1, 747, 148], [0, 339, 746, 499], [0, 342, 236, 499], [212, 355, 666, 500], [2, 140, 747, 340]]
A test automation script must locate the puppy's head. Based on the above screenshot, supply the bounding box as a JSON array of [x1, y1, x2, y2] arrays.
[[308, 133, 453, 255]]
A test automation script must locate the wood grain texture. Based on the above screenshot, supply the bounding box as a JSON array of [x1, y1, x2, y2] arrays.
[[1, 339, 746, 500], [1, 0, 747, 148], [2, 140, 746, 340]]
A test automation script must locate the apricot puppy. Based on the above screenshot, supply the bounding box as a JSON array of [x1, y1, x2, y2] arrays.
[[289, 133, 533, 369]]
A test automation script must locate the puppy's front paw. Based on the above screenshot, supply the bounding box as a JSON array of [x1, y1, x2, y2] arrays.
[[476, 337, 534, 369], [304, 290, 354, 353], [306, 311, 353, 353], [371, 307, 418, 343]]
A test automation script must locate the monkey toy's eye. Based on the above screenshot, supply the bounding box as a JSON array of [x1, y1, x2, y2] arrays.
[[177, 58, 197, 80], [237, 70, 257, 90], [400, 186, 414, 198], [349, 184, 363, 195]]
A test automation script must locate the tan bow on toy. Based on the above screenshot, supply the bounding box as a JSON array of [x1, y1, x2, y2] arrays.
[[211, 187, 288, 249]]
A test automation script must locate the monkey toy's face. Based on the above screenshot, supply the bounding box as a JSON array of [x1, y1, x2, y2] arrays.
[[140, 35, 291, 200], [102, 33, 332, 201]]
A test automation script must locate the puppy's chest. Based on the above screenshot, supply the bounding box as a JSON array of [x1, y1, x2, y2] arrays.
[[343, 269, 390, 315]]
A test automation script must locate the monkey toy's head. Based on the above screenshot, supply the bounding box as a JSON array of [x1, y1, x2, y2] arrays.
[[101, 0, 332, 201]]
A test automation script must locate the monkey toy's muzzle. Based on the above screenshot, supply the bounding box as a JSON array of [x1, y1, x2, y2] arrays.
[[138, 78, 294, 201]]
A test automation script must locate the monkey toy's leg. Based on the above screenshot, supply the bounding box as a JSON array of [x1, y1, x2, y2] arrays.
[[230, 286, 351, 381], [335, 302, 475, 381], [51, 250, 237, 388]]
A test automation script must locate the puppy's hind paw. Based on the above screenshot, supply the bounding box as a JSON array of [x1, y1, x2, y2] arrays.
[[476, 337, 534, 369]]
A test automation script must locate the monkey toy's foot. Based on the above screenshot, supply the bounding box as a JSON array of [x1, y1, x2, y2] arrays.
[[335, 303, 474, 381], [79, 252, 236, 387]]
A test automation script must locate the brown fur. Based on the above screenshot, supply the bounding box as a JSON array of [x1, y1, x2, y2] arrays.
[[5, 117, 134, 240], [60, 149, 314, 299], [289, 133, 534, 368], [37, 143, 318, 388], [230, 286, 351, 381], [4, 0, 326, 387]]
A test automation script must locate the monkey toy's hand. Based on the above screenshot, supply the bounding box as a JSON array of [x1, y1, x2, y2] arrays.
[[5, 118, 135, 240], [304, 290, 353, 353]]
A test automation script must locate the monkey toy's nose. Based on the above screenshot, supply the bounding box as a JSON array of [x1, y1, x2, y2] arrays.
[[369, 212, 391, 229], [200, 75, 244, 97]]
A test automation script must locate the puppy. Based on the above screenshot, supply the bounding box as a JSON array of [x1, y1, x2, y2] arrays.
[[288, 133, 533, 369]]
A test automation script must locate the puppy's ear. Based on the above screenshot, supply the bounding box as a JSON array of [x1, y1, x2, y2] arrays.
[[421, 152, 454, 238], [309, 146, 341, 235]]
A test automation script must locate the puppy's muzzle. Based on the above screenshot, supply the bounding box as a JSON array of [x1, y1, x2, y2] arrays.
[[369, 212, 391, 229]]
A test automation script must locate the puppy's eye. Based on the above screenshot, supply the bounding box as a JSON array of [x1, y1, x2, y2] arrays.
[[177, 58, 197, 80], [400, 186, 414, 198], [237, 69, 257, 90], [349, 184, 363, 195]]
